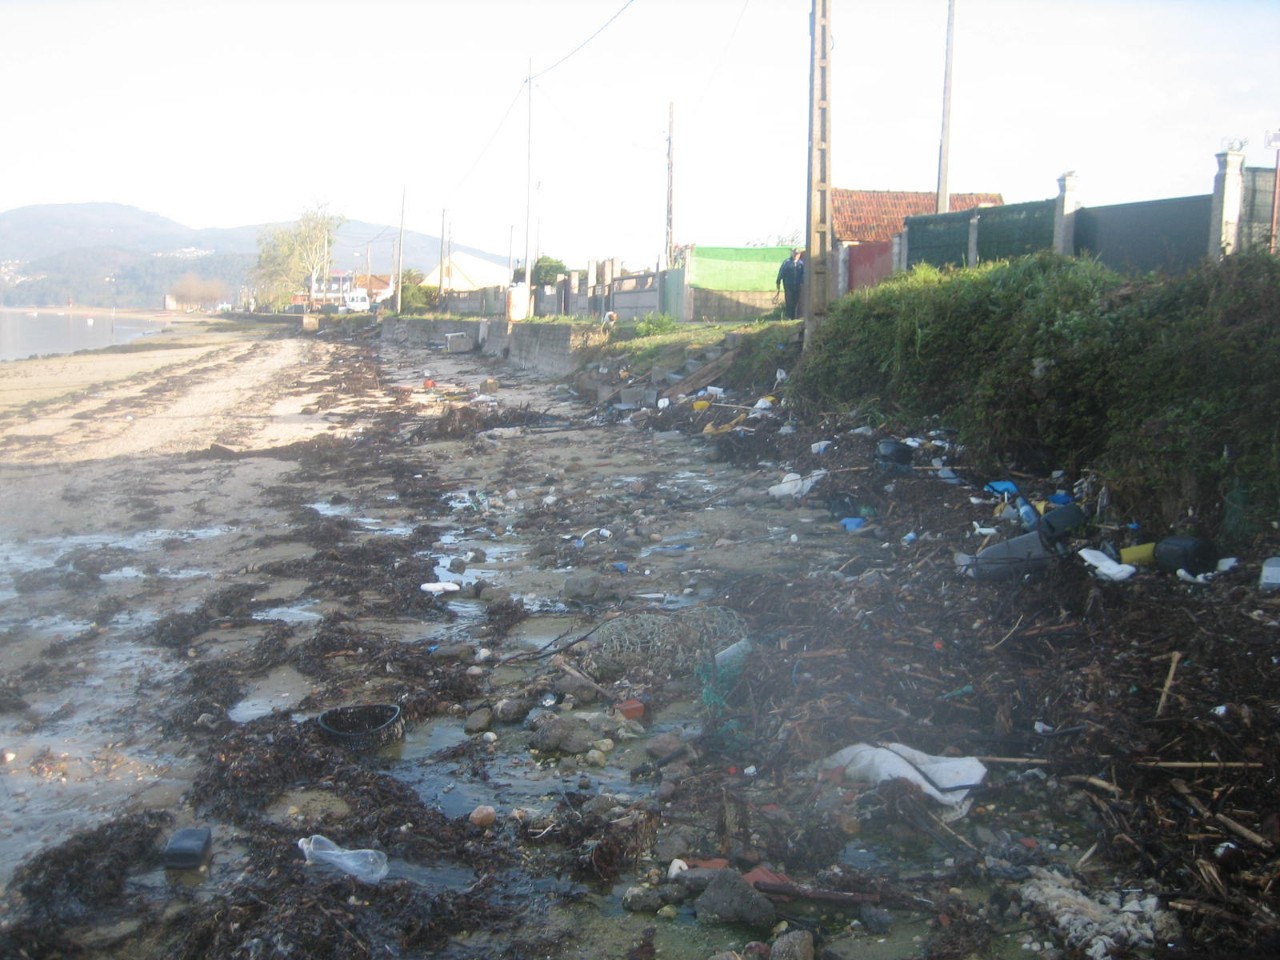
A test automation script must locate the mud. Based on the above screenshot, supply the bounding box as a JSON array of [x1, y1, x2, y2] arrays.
[[0, 320, 1277, 959]]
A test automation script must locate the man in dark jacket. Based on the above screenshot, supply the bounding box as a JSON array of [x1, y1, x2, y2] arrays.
[[776, 248, 804, 319]]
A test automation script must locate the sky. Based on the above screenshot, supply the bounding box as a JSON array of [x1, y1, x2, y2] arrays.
[[1, 0, 1276, 270]]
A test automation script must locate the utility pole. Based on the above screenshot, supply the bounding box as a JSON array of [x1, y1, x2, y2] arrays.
[[936, 0, 956, 214], [803, 0, 832, 346], [394, 188, 405, 314], [666, 101, 675, 269], [523, 59, 533, 315], [439, 208, 447, 302]]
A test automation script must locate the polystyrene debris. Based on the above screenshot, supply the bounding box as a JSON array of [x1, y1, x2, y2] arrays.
[[420, 581, 462, 595], [767, 469, 828, 499], [1078, 549, 1136, 581]]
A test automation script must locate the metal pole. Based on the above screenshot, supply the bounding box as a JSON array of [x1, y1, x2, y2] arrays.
[[936, 0, 956, 214]]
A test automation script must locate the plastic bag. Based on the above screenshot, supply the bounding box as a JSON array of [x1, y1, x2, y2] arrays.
[[298, 835, 388, 883], [819, 743, 987, 821]]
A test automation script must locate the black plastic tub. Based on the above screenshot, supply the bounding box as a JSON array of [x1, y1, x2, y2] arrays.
[[316, 703, 405, 750]]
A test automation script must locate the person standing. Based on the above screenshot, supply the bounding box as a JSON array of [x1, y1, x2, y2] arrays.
[[776, 248, 804, 320]]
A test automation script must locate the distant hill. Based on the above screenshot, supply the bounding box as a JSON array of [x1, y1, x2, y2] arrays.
[[0, 202, 506, 308]]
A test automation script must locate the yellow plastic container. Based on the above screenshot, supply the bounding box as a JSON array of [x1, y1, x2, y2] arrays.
[[1119, 542, 1156, 566]]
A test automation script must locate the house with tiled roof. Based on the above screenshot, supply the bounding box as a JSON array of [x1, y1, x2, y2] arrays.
[[832, 188, 1003, 289]]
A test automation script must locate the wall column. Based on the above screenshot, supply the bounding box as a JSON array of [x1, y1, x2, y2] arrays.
[[1053, 172, 1080, 255], [1209, 150, 1245, 257]]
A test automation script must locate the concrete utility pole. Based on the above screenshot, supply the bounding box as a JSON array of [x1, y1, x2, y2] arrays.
[[439, 209, 447, 302], [803, 0, 832, 346], [666, 101, 675, 269], [394, 188, 405, 314], [936, 0, 956, 214]]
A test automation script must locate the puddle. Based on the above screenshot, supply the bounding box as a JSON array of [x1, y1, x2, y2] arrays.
[[226, 664, 315, 723], [252, 601, 324, 624]]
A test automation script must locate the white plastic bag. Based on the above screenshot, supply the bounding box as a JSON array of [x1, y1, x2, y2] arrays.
[[820, 742, 987, 819], [298, 835, 388, 883]]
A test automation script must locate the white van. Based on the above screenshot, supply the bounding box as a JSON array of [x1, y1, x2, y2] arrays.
[[339, 289, 370, 313]]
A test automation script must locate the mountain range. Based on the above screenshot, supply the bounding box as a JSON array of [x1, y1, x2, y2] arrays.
[[0, 203, 505, 308]]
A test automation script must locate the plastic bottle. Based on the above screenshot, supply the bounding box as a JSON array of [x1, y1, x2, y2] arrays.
[[298, 835, 389, 883], [1016, 497, 1039, 531]]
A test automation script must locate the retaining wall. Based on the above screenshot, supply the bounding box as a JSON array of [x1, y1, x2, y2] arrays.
[[379, 317, 607, 378]]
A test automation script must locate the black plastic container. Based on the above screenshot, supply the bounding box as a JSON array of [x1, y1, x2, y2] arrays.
[[1154, 536, 1217, 576], [317, 703, 405, 750], [162, 827, 212, 869], [1038, 502, 1087, 545], [875, 440, 914, 465]]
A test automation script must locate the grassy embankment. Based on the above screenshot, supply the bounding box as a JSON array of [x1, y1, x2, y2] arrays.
[[597, 251, 1280, 546]]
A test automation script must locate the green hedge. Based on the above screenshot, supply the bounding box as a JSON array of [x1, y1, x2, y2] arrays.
[[788, 251, 1280, 541]]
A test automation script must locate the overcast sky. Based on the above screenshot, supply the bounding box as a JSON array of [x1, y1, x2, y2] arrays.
[[1, 0, 1275, 269]]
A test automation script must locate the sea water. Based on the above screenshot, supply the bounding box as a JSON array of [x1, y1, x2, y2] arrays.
[[0, 308, 172, 363]]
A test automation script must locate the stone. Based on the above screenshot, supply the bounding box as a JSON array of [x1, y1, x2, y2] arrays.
[[621, 885, 664, 913], [859, 903, 894, 935], [562, 571, 602, 601], [554, 673, 602, 703], [492, 698, 531, 723], [694, 869, 776, 930], [530, 716, 595, 755], [464, 708, 493, 734], [645, 731, 684, 758], [770, 931, 814, 960]]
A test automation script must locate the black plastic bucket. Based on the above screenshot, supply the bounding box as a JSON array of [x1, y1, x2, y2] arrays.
[[317, 703, 405, 750], [875, 440, 914, 465], [1154, 537, 1217, 576]]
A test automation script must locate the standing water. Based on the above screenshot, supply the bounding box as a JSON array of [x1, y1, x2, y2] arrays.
[[0, 308, 173, 362]]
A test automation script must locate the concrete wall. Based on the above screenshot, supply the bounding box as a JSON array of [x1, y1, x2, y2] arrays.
[[379, 316, 607, 378]]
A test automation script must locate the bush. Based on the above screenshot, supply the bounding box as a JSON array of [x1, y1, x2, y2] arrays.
[[634, 313, 680, 337], [786, 251, 1280, 542]]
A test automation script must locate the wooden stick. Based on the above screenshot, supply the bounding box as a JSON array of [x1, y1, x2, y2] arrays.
[[1172, 779, 1276, 852], [1156, 651, 1182, 718], [1062, 774, 1122, 795], [753, 880, 880, 905]]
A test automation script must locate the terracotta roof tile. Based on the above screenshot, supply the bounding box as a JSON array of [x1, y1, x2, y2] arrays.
[[832, 189, 1004, 243]]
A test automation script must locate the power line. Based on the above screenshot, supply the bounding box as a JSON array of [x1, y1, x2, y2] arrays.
[[531, 0, 636, 80]]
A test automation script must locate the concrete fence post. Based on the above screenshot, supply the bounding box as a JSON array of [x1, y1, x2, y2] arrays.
[[1210, 150, 1245, 257], [1053, 172, 1080, 255]]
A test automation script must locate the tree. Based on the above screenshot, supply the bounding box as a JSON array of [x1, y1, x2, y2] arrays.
[[513, 255, 570, 286], [249, 205, 344, 311], [170, 273, 229, 309]]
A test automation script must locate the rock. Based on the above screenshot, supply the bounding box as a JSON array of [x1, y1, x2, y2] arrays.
[[464, 708, 493, 733], [493, 698, 531, 724], [469, 805, 497, 827], [432, 643, 475, 662], [859, 904, 893, 935], [583, 749, 608, 767], [621, 885, 664, 914], [562, 571, 602, 600], [694, 869, 776, 930], [554, 673, 603, 703], [768, 926, 808, 957], [656, 903, 679, 919], [646, 732, 684, 758], [673, 867, 721, 895], [448, 557, 467, 574], [530, 716, 596, 755]]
